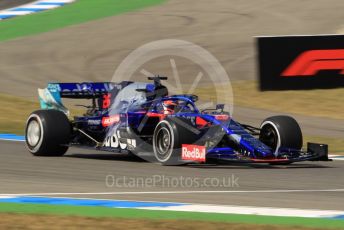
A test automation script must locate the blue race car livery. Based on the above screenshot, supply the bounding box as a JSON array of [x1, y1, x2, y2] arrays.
[[25, 76, 329, 165]]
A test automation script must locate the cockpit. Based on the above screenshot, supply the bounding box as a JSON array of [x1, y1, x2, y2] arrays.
[[155, 98, 197, 114]]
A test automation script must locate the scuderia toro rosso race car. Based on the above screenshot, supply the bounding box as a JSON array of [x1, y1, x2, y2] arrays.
[[25, 76, 330, 165]]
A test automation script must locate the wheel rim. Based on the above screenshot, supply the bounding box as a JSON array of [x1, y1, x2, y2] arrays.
[[27, 119, 41, 147], [260, 124, 278, 150], [156, 127, 172, 160]]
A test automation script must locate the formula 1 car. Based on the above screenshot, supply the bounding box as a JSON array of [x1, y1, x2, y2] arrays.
[[25, 76, 329, 165]]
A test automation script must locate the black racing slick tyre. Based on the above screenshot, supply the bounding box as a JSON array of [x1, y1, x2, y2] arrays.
[[259, 115, 303, 155], [153, 117, 199, 166], [25, 110, 71, 156]]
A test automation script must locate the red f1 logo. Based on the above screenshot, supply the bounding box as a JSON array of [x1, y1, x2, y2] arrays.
[[282, 49, 344, 77]]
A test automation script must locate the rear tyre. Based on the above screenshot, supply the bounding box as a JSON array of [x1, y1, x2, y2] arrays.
[[259, 115, 303, 155], [153, 117, 198, 165], [25, 110, 71, 156]]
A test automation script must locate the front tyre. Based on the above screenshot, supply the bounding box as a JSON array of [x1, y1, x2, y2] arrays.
[[259, 115, 303, 155], [25, 110, 71, 156]]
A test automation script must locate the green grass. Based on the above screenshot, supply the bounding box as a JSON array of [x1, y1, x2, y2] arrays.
[[0, 203, 343, 229], [0, 93, 83, 135], [0, 0, 165, 42]]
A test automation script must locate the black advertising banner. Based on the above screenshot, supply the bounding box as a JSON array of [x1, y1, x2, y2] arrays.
[[257, 35, 344, 91]]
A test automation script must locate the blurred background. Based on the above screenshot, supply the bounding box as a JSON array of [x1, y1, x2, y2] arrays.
[[0, 0, 343, 229]]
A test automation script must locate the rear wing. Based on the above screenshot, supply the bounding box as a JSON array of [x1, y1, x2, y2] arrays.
[[38, 82, 118, 115], [44, 82, 115, 98]]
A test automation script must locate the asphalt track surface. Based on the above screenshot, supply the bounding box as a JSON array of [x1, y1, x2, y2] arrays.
[[0, 0, 34, 10], [0, 0, 344, 210], [1, 140, 344, 210]]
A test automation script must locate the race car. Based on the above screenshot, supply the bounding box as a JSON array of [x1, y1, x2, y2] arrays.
[[25, 76, 330, 165]]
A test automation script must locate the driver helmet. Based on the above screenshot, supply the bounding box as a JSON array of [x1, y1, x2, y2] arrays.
[[162, 100, 178, 114]]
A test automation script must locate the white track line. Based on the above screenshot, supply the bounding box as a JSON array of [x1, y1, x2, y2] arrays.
[[329, 155, 344, 161], [0, 11, 32, 16], [1, 195, 343, 218], [1, 188, 344, 196], [0, 196, 16, 199], [0, 138, 24, 142], [0, 0, 75, 20], [140, 204, 344, 218], [19, 4, 61, 9]]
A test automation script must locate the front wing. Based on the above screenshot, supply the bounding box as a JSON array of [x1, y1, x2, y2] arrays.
[[206, 142, 331, 164]]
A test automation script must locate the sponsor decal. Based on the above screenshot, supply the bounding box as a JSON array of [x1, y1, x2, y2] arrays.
[[181, 144, 206, 162], [47, 83, 61, 92], [282, 49, 344, 77], [127, 138, 137, 148], [88, 119, 101, 125], [214, 114, 229, 121], [103, 130, 127, 149], [53, 83, 114, 95], [102, 115, 120, 127], [146, 112, 166, 121]]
